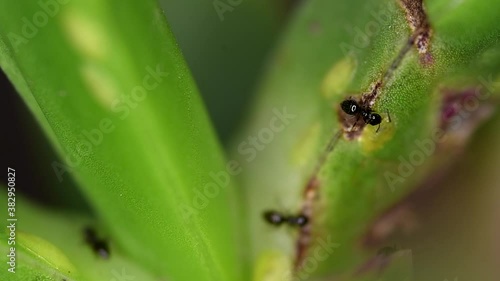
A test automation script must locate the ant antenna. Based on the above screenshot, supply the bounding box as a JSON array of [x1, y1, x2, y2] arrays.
[[375, 109, 392, 133]]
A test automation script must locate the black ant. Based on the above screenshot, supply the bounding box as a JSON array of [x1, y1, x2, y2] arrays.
[[84, 227, 110, 259], [340, 99, 387, 132], [263, 210, 309, 227]]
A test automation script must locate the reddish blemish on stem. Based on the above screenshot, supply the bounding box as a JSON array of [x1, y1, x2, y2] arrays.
[[399, 0, 433, 65], [294, 131, 341, 270], [440, 88, 485, 129], [294, 176, 319, 270], [361, 81, 383, 108]]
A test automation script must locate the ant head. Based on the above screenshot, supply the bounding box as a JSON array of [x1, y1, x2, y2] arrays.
[[288, 214, 309, 227], [341, 99, 360, 115], [263, 210, 285, 226], [368, 113, 382, 125]]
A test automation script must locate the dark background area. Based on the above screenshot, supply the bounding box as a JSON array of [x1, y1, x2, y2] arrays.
[[1, 70, 87, 209]]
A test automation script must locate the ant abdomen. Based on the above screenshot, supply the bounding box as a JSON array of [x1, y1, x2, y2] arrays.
[[367, 113, 382, 126], [363, 111, 382, 126]]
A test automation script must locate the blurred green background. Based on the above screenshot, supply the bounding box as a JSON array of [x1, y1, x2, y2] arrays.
[[1, 0, 499, 280]]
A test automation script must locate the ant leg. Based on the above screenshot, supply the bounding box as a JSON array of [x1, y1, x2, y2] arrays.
[[350, 116, 360, 131], [376, 123, 381, 133], [386, 109, 392, 123]]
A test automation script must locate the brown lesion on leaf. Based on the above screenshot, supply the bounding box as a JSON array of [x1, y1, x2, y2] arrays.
[[294, 131, 342, 270], [338, 96, 366, 140], [437, 87, 496, 148], [440, 88, 495, 133], [361, 81, 383, 109], [294, 177, 319, 270], [399, 0, 433, 65], [337, 96, 365, 140]]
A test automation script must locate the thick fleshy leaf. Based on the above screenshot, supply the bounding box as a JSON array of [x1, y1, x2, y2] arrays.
[[0, 1, 241, 280], [235, 0, 500, 280]]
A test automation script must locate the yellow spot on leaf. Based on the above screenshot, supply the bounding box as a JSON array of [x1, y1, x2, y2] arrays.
[[321, 56, 357, 99], [62, 9, 108, 60], [17, 231, 77, 276], [81, 62, 120, 110], [253, 251, 291, 281], [360, 117, 395, 153], [292, 123, 321, 167]]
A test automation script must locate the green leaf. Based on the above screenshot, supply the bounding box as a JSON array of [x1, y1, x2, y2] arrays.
[[0, 0, 241, 280], [236, 0, 500, 279]]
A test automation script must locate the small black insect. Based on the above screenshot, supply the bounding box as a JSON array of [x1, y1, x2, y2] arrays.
[[84, 227, 110, 259], [340, 99, 386, 132], [263, 210, 308, 227]]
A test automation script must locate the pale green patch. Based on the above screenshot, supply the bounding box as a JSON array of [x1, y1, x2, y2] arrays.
[[62, 8, 108, 60], [17, 231, 78, 277], [80, 62, 120, 109], [321, 55, 357, 99], [253, 251, 291, 281], [360, 115, 396, 153], [62, 7, 121, 110], [292, 122, 322, 167]]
